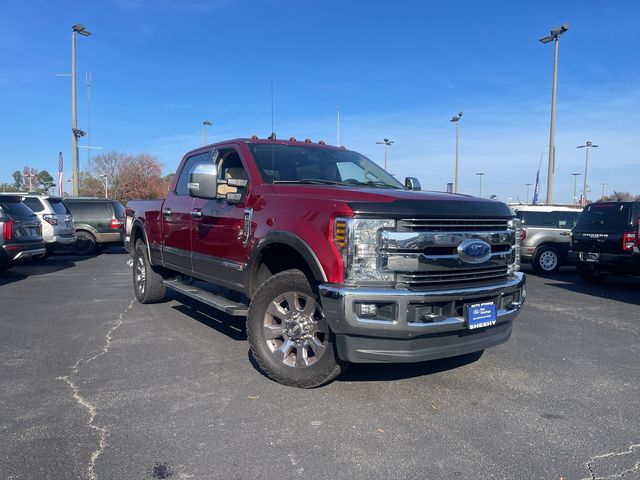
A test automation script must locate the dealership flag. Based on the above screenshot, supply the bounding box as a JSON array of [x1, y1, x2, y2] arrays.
[[58, 152, 63, 196], [532, 169, 540, 205]]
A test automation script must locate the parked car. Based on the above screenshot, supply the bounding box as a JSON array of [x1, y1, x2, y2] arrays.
[[63, 198, 125, 255], [126, 136, 525, 387], [0, 193, 76, 258], [569, 201, 640, 283], [511, 205, 581, 274], [0, 195, 46, 271]]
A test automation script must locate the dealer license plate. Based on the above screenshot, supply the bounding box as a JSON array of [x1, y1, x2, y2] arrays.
[[585, 252, 600, 263], [467, 302, 496, 330]]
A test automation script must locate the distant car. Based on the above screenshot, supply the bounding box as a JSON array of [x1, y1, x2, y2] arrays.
[[63, 198, 125, 255], [0, 195, 46, 271], [0, 193, 76, 258], [569, 201, 640, 283], [512, 205, 581, 274]]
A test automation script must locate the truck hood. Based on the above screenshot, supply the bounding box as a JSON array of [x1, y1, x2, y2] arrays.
[[269, 185, 513, 219]]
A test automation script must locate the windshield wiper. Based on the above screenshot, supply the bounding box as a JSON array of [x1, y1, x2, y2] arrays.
[[343, 179, 403, 189], [274, 179, 351, 186]]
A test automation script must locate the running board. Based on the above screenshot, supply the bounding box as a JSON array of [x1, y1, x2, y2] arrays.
[[163, 279, 248, 316]]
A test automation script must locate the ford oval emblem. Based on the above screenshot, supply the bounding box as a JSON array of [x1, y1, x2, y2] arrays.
[[457, 239, 492, 264]]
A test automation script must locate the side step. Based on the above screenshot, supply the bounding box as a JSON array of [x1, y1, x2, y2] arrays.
[[163, 279, 248, 317]]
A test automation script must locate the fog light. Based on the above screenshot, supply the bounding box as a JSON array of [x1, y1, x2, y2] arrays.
[[356, 303, 378, 317]]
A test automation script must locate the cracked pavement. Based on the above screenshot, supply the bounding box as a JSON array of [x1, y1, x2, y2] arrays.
[[0, 250, 639, 479]]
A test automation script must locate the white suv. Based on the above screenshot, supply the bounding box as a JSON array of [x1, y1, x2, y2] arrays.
[[2, 193, 76, 257]]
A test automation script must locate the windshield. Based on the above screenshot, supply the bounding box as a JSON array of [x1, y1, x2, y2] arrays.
[[248, 143, 404, 189], [576, 203, 632, 231]]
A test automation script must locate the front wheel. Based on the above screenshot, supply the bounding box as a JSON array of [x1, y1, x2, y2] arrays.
[[247, 269, 344, 388], [70, 231, 96, 255]]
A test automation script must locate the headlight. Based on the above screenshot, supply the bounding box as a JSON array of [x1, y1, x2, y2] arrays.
[[507, 217, 521, 274], [334, 217, 395, 284]]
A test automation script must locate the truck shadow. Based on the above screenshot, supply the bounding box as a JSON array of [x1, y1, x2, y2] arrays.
[[0, 252, 97, 287], [170, 295, 247, 342], [338, 351, 484, 383]]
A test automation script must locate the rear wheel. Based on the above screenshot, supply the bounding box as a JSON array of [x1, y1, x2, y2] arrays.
[[577, 267, 607, 284], [247, 269, 343, 388], [532, 246, 561, 274], [70, 231, 96, 255], [133, 240, 166, 303]]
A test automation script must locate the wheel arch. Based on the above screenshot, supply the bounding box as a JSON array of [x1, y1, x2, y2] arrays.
[[130, 219, 153, 263], [246, 231, 327, 297]]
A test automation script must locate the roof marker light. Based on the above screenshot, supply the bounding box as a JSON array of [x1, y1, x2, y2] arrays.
[[289, 137, 297, 141]]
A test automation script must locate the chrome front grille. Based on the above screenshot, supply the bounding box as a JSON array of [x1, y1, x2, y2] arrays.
[[398, 218, 509, 232], [381, 218, 514, 287]]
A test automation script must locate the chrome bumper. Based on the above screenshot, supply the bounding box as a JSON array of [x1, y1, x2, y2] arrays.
[[319, 272, 526, 339]]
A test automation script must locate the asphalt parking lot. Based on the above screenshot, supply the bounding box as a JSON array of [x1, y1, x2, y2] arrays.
[[1, 250, 639, 480]]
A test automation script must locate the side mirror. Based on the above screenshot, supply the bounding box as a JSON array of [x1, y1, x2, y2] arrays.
[[405, 177, 421, 191], [188, 163, 218, 199]]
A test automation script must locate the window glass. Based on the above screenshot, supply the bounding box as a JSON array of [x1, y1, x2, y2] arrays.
[[576, 203, 631, 231], [176, 152, 210, 195], [521, 211, 554, 227], [49, 198, 70, 214], [65, 201, 112, 220], [112, 201, 125, 218], [23, 197, 44, 212], [0, 199, 36, 218], [556, 211, 579, 229]]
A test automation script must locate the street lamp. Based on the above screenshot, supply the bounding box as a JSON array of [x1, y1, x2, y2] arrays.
[[71, 24, 91, 197], [540, 23, 569, 205], [571, 172, 581, 204], [525, 183, 532, 204], [375, 138, 394, 171], [577, 141, 598, 203], [202, 120, 213, 145], [476, 172, 485, 198], [450, 111, 463, 193], [601, 182, 608, 200], [99, 174, 108, 199]]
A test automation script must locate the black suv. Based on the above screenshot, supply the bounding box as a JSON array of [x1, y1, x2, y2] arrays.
[[0, 196, 46, 271], [569, 201, 640, 283], [64, 198, 125, 255]]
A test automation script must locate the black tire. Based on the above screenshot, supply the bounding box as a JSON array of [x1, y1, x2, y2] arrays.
[[577, 267, 607, 284], [532, 246, 561, 274], [133, 240, 166, 304], [247, 269, 344, 388], [70, 231, 97, 255]]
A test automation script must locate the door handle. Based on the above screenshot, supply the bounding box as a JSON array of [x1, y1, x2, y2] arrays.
[[191, 209, 203, 220], [162, 208, 172, 218], [560, 232, 570, 236]]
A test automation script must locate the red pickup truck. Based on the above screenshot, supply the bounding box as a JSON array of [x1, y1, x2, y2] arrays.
[[126, 136, 526, 387]]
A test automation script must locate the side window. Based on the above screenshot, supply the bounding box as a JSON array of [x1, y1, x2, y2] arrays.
[[556, 211, 579, 229], [23, 197, 44, 212], [216, 148, 248, 196], [175, 152, 211, 195], [521, 211, 554, 227]]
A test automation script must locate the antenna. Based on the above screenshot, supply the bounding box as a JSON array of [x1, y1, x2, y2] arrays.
[[270, 80, 275, 138]]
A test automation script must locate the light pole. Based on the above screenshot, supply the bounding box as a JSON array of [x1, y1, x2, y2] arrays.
[[525, 183, 532, 204], [571, 172, 581, 204], [540, 23, 569, 205], [476, 172, 485, 198], [601, 183, 608, 200], [336, 106, 340, 146], [202, 120, 212, 145], [577, 141, 598, 203], [100, 174, 108, 198], [450, 111, 463, 193], [71, 24, 91, 197], [375, 138, 394, 171]]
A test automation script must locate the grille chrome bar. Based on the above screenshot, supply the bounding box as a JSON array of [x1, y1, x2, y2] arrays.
[[398, 218, 509, 232], [398, 266, 509, 285]]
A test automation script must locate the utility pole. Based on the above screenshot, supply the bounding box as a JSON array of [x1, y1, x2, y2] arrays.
[[71, 24, 91, 196], [525, 183, 532, 204], [336, 106, 340, 146], [450, 112, 463, 193], [540, 23, 569, 204], [601, 183, 607, 200]]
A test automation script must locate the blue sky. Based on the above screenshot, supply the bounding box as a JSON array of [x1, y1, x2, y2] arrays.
[[1, 0, 639, 202]]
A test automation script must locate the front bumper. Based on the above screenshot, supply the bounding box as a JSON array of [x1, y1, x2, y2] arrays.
[[319, 272, 526, 363]]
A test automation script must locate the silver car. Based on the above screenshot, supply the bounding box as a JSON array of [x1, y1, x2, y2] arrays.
[[3, 193, 76, 258], [512, 205, 581, 274]]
